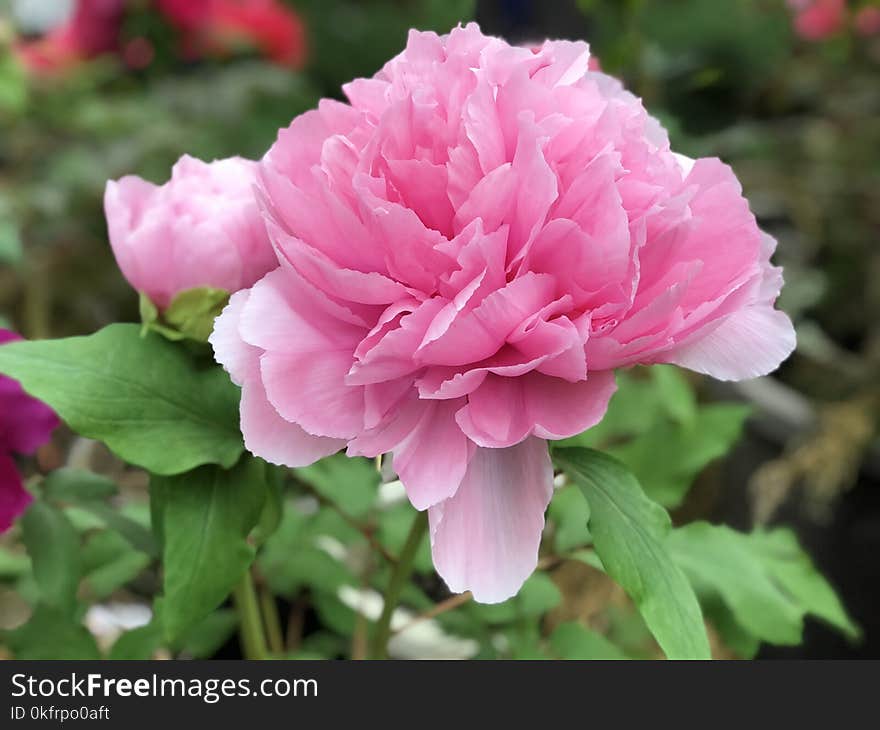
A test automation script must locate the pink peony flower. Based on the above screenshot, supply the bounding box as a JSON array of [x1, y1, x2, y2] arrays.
[[211, 24, 796, 602], [0, 330, 59, 531], [855, 6, 880, 36], [104, 155, 278, 309], [788, 0, 847, 40]]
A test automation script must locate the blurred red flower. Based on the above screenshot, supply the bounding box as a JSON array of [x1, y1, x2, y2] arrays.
[[16, 0, 306, 74], [159, 0, 307, 68], [787, 0, 848, 41]]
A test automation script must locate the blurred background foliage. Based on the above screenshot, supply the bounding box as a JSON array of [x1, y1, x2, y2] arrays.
[[0, 0, 877, 659]]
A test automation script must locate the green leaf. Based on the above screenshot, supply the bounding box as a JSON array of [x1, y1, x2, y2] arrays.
[[154, 458, 267, 642], [549, 622, 629, 660], [0, 548, 30, 580], [42, 468, 157, 556], [174, 609, 239, 659], [652, 365, 697, 425], [0, 218, 23, 267], [555, 447, 710, 660], [4, 605, 100, 660], [0, 324, 243, 475], [109, 621, 164, 660], [79, 531, 150, 602], [42, 468, 118, 502], [295, 454, 378, 518], [20, 500, 81, 614], [608, 403, 750, 507], [549, 484, 592, 553], [79, 502, 158, 558], [259, 503, 357, 596], [668, 523, 860, 647]]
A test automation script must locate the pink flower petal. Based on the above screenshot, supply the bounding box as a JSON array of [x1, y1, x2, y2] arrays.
[[666, 305, 796, 381], [455, 370, 617, 447], [428, 437, 554, 603]]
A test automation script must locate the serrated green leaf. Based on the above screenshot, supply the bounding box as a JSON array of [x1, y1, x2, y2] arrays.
[[0, 324, 244, 475], [668, 523, 860, 647], [608, 403, 750, 507], [555, 447, 710, 660], [20, 500, 81, 614], [154, 458, 267, 641]]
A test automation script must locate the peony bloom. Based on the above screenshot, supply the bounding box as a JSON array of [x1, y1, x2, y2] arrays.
[[855, 6, 880, 36], [787, 0, 847, 40], [15, 0, 125, 74], [0, 330, 59, 531], [105, 155, 278, 310], [158, 0, 307, 68], [211, 24, 796, 602]]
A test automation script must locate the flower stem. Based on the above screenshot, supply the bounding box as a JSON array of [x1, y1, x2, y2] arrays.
[[369, 510, 428, 659], [259, 584, 285, 655], [233, 568, 269, 660]]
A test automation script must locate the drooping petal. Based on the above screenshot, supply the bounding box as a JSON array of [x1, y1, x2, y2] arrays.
[[428, 437, 554, 603]]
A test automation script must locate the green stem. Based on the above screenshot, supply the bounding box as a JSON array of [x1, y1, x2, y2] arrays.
[[369, 510, 428, 660], [233, 568, 269, 660], [259, 584, 285, 655]]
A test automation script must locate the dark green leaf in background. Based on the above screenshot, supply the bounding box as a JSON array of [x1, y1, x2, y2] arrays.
[[20, 500, 80, 614], [3, 605, 100, 660], [295, 454, 379, 519], [548, 622, 629, 660]]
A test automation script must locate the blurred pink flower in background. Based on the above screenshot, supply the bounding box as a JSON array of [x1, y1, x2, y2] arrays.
[[0, 330, 59, 532], [15, 0, 124, 74], [855, 5, 880, 35], [104, 155, 278, 309], [211, 25, 795, 602], [16, 0, 307, 73], [787, 0, 848, 40]]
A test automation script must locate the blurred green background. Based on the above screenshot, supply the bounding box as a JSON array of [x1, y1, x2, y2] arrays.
[[0, 0, 877, 659]]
